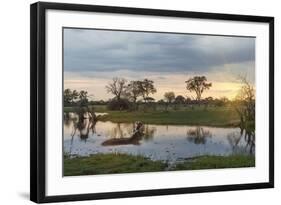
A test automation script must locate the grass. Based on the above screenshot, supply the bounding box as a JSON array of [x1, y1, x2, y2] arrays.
[[64, 153, 166, 176], [64, 105, 241, 126], [64, 154, 255, 176], [173, 155, 255, 170], [98, 107, 239, 127], [64, 105, 107, 113]]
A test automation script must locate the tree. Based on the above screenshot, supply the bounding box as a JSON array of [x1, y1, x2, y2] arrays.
[[105, 78, 127, 101], [164, 91, 175, 111], [164, 92, 175, 103], [64, 89, 90, 106], [234, 76, 255, 128], [64, 89, 72, 106], [78, 90, 89, 106], [144, 97, 155, 103], [202, 96, 214, 109], [175, 95, 185, 104], [157, 99, 165, 104], [185, 76, 212, 102], [174, 95, 186, 110], [107, 98, 131, 111], [138, 79, 157, 103], [125, 81, 142, 103], [185, 96, 192, 104], [220, 96, 229, 105], [71, 89, 79, 104]]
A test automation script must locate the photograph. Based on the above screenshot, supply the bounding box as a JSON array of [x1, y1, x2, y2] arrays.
[[30, 2, 274, 202], [63, 28, 256, 176]]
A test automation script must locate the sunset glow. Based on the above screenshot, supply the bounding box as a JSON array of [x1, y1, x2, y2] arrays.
[[64, 28, 255, 101]]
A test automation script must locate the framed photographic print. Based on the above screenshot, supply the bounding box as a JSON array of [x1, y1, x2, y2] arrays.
[[30, 2, 274, 203]]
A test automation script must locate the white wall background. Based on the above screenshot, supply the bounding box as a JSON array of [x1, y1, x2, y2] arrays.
[[0, 0, 279, 204]]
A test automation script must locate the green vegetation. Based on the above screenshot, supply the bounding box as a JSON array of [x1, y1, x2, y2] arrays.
[[64, 154, 255, 176], [98, 106, 239, 126], [64, 153, 166, 176], [63, 76, 255, 128], [174, 155, 255, 170], [64, 105, 239, 126], [64, 105, 107, 113]]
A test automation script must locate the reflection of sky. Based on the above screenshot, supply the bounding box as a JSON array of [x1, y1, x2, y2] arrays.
[[64, 28, 255, 100], [64, 120, 254, 163]]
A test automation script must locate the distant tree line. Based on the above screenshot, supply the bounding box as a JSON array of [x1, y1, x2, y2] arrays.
[[64, 75, 255, 130], [105, 78, 157, 110], [64, 76, 254, 119], [104, 76, 214, 110], [64, 89, 90, 107], [64, 76, 234, 110]]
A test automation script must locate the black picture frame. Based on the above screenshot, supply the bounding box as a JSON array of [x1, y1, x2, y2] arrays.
[[30, 1, 274, 203]]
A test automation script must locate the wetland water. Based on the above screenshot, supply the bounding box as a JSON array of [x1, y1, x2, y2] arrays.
[[64, 113, 255, 164]]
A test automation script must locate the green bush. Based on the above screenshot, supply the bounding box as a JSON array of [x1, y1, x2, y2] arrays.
[[107, 98, 132, 111]]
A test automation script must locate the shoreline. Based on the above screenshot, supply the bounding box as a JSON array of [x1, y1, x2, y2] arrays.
[[64, 153, 255, 176], [64, 106, 241, 127]]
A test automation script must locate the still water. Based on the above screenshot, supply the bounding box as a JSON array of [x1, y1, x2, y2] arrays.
[[64, 113, 255, 163]]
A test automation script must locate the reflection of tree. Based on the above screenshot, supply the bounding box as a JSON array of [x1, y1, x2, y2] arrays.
[[65, 111, 98, 156], [102, 122, 156, 146], [64, 117, 72, 127], [186, 127, 212, 144], [227, 127, 255, 154], [77, 119, 90, 141], [64, 112, 78, 126], [66, 115, 97, 154], [77, 118, 97, 141], [142, 125, 156, 141], [109, 123, 125, 139], [107, 123, 136, 139]]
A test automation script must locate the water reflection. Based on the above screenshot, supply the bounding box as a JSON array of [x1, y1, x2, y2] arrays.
[[142, 124, 156, 142], [186, 127, 212, 144], [102, 122, 156, 146], [66, 117, 96, 142], [77, 119, 96, 141], [64, 114, 255, 162], [227, 128, 255, 154], [65, 112, 97, 154]]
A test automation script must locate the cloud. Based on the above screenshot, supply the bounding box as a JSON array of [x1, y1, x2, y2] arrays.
[[63, 28, 255, 100], [63, 28, 255, 74]]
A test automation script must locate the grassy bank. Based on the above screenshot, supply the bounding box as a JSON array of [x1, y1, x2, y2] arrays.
[[64, 105, 240, 126], [64, 105, 107, 113], [64, 154, 255, 176], [99, 107, 239, 127], [64, 153, 166, 176], [173, 155, 255, 170]]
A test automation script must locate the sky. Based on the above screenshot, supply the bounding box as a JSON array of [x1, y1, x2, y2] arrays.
[[64, 28, 255, 101]]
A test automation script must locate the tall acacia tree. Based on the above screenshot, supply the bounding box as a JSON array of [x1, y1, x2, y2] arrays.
[[185, 76, 212, 103], [139, 79, 157, 103], [125, 80, 142, 103], [125, 80, 143, 110]]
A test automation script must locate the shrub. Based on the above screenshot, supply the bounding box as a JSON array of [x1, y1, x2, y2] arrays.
[[107, 98, 132, 110]]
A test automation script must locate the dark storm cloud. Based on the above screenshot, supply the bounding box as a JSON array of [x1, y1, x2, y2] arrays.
[[64, 28, 255, 73]]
